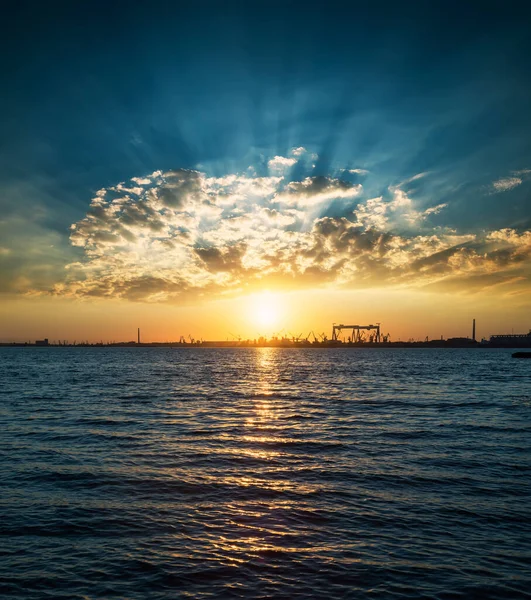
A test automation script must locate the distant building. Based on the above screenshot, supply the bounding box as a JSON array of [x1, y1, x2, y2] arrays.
[[35, 338, 49, 346], [489, 330, 531, 348], [446, 337, 478, 347]]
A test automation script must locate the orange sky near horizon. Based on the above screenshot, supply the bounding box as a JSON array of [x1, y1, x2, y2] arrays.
[[1, 288, 529, 344]]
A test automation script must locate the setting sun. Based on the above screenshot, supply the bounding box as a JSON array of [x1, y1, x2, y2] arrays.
[[248, 292, 281, 332]]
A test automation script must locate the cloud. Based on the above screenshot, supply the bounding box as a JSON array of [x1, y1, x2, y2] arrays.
[[39, 154, 531, 302], [276, 176, 362, 206], [267, 155, 297, 174], [267, 147, 317, 175], [290, 146, 317, 160], [491, 177, 522, 193], [131, 176, 153, 185], [489, 168, 531, 194], [291, 147, 307, 157], [354, 189, 447, 231], [423, 203, 447, 216]]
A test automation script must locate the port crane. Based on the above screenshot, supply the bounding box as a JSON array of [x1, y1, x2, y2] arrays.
[[331, 323, 381, 343]]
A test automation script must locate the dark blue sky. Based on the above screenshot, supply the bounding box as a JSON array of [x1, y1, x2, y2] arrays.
[[1, 0, 531, 293]]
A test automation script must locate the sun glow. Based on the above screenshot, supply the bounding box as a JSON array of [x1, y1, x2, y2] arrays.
[[248, 292, 281, 332]]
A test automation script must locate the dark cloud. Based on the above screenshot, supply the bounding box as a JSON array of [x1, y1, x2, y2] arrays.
[[157, 170, 205, 209], [195, 243, 247, 272], [277, 176, 362, 206]]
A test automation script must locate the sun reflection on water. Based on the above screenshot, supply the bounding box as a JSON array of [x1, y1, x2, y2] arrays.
[[209, 348, 305, 561], [245, 348, 280, 430]]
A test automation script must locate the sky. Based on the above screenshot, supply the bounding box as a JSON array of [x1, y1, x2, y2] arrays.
[[1, 0, 531, 342]]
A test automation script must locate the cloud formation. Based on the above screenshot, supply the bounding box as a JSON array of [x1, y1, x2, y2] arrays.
[[492, 177, 522, 193], [267, 155, 297, 174], [491, 169, 530, 193], [51, 150, 531, 302]]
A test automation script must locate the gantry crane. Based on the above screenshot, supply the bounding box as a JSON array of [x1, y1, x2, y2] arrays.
[[331, 322, 381, 343]]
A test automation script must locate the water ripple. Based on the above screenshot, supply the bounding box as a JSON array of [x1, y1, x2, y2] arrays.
[[1, 347, 530, 599]]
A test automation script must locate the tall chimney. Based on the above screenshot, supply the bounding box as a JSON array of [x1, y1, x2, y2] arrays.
[[138, 328, 140, 344], [472, 319, 476, 342]]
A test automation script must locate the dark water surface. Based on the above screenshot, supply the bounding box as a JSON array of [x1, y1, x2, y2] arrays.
[[1, 347, 530, 599]]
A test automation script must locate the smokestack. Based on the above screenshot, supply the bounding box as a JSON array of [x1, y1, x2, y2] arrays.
[[138, 328, 140, 344], [472, 319, 476, 342]]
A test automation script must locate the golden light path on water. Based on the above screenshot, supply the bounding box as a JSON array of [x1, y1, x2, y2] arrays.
[[209, 348, 329, 561]]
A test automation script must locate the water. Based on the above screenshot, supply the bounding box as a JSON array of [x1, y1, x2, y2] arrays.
[[1, 347, 530, 599]]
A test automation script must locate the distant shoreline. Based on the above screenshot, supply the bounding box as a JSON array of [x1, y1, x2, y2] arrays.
[[1, 342, 529, 349]]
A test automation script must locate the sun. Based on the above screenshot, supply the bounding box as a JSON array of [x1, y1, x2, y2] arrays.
[[249, 292, 280, 330]]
